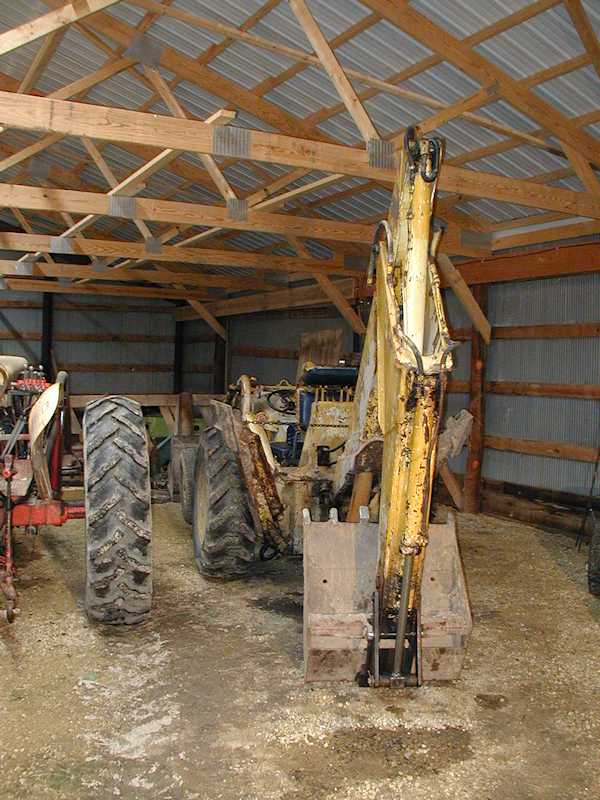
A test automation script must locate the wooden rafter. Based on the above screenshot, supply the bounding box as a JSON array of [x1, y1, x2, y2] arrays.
[[4, 93, 600, 219], [564, 0, 600, 81], [0, 1, 121, 57], [0, 232, 359, 276], [362, 0, 600, 166], [289, 0, 379, 143]]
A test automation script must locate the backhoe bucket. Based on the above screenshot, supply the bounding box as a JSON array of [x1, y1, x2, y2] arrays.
[[303, 510, 471, 684]]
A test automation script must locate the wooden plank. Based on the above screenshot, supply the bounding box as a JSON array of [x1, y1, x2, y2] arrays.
[[18, 28, 66, 94], [452, 322, 600, 340], [463, 286, 487, 513], [5, 279, 212, 302], [438, 462, 464, 511], [485, 435, 599, 463], [447, 380, 600, 400], [0, 183, 373, 244], [458, 242, 600, 285], [486, 381, 600, 400], [564, 0, 600, 81], [437, 253, 491, 343], [363, 1, 600, 166], [3, 91, 600, 217], [0, 233, 356, 276], [70, 393, 222, 409], [0, 1, 121, 56], [289, 0, 378, 142], [159, 406, 175, 433], [288, 235, 366, 335], [175, 278, 357, 321], [187, 298, 227, 341], [0, 259, 266, 290]]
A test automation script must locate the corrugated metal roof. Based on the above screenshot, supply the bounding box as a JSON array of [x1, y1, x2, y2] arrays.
[[0, 0, 598, 262]]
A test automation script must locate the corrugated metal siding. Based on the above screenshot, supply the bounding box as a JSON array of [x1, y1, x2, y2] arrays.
[[182, 318, 215, 394], [52, 296, 175, 394], [483, 275, 600, 494], [228, 312, 354, 385]]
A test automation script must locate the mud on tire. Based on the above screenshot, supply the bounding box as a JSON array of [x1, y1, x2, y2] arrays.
[[83, 396, 152, 624], [192, 426, 256, 579]]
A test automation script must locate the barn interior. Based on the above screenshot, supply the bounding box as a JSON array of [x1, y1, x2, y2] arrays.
[[0, 2, 599, 799]]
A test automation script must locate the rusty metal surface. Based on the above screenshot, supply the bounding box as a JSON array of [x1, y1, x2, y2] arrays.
[[303, 507, 379, 683], [420, 513, 472, 681]]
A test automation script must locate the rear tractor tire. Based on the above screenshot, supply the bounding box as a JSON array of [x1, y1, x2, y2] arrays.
[[83, 396, 152, 624], [192, 426, 256, 579]]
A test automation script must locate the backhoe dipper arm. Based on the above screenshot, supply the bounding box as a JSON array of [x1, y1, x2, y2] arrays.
[[371, 129, 452, 636]]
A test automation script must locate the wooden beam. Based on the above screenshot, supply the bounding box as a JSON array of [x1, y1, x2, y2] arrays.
[[486, 381, 600, 400], [452, 322, 600, 341], [457, 243, 600, 285], [564, 0, 600, 81], [5, 279, 212, 302], [485, 435, 599, 464], [287, 235, 365, 335], [289, 0, 379, 142], [187, 299, 227, 341], [0, 232, 358, 276], [463, 285, 487, 513], [0, 260, 266, 290], [0, 1, 121, 56], [362, 1, 600, 166], [0, 183, 373, 243], [3, 91, 600, 218], [18, 28, 65, 93], [69, 392, 221, 409], [44, 0, 324, 141], [448, 379, 600, 401], [437, 253, 491, 343], [175, 278, 357, 322]]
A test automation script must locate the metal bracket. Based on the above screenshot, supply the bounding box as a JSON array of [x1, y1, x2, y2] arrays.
[[213, 126, 251, 159], [108, 195, 137, 219], [227, 198, 248, 221], [145, 237, 162, 254], [29, 157, 50, 180], [91, 258, 109, 273], [367, 138, 394, 170], [124, 33, 163, 67], [49, 237, 74, 255], [12, 262, 33, 277]]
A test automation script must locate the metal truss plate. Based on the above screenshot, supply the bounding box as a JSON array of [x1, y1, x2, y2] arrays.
[[124, 33, 162, 67], [227, 198, 248, 220], [108, 195, 137, 219], [49, 237, 74, 255], [213, 126, 251, 159], [368, 138, 394, 170], [145, 237, 162, 254]]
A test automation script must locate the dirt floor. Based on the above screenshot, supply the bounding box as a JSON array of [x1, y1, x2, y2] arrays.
[[1, 504, 599, 799]]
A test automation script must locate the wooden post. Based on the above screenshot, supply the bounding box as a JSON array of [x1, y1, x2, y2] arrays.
[[173, 318, 183, 394], [213, 327, 227, 394], [463, 284, 487, 513], [41, 292, 53, 379]]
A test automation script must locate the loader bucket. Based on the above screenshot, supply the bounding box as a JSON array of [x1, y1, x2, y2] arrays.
[[303, 510, 471, 684]]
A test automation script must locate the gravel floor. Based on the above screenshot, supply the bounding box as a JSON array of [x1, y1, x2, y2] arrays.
[[0, 504, 599, 799]]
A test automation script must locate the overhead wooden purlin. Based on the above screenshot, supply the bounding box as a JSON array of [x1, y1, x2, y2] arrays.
[[0, 0, 598, 335]]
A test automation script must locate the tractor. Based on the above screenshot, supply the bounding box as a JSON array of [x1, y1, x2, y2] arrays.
[[177, 129, 472, 688], [0, 355, 152, 624]]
